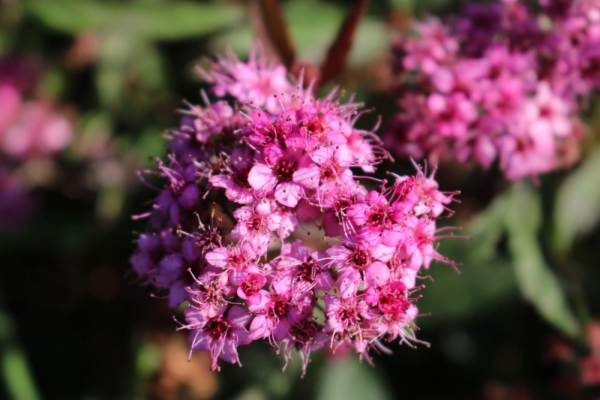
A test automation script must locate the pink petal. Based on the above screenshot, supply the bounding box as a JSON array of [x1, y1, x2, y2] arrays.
[[248, 164, 277, 192], [274, 182, 303, 208]]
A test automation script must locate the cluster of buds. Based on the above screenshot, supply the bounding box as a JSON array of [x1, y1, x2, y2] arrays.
[[385, 0, 600, 180], [130, 48, 457, 374]]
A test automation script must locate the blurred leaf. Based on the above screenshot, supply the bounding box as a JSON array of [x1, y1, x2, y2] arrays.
[[320, 0, 369, 86], [96, 34, 166, 111], [347, 18, 388, 67], [389, 0, 415, 9], [28, 0, 242, 40], [96, 186, 125, 224], [419, 259, 517, 327], [27, 0, 108, 33], [418, 194, 517, 326], [316, 358, 392, 400], [466, 192, 510, 263], [0, 299, 41, 400], [507, 185, 583, 339], [96, 34, 134, 110], [123, 2, 243, 41], [133, 337, 161, 397], [135, 127, 169, 160], [389, 0, 452, 13], [553, 145, 600, 253]]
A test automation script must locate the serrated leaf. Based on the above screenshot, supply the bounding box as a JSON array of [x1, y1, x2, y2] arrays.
[[27, 0, 242, 39], [507, 185, 582, 339], [554, 145, 600, 252]]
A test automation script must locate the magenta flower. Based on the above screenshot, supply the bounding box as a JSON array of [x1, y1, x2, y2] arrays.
[[131, 46, 459, 373], [386, 0, 600, 180], [183, 305, 252, 370]]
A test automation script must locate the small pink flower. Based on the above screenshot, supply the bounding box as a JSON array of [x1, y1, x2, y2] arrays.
[[184, 305, 251, 370]]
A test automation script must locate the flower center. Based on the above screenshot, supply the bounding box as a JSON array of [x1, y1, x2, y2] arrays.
[[378, 283, 409, 314], [351, 248, 370, 269], [240, 275, 263, 296], [272, 296, 290, 317], [205, 316, 229, 340], [298, 259, 318, 281], [276, 160, 296, 181]]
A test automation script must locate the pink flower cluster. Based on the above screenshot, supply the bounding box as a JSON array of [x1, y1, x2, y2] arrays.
[[130, 48, 457, 373], [0, 57, 73, 160], [0, 56, 73, 228], [385, 0, 600, 180]]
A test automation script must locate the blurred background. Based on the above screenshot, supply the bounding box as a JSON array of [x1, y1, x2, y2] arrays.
[[1, 0, 600, 399]]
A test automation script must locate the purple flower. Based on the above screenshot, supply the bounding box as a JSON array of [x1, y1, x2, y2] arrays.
[[184, 305, 251, 370]]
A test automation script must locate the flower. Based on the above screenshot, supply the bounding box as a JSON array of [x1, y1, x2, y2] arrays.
[[386, 0, 598, 180], [131, 45, 458, 373]]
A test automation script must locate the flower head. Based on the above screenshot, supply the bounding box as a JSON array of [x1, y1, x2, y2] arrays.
[[131, 45, 458, 373], [386, 0, 598, 180]]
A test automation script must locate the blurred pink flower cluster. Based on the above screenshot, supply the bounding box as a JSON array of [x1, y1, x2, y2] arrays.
[[130, 48, 458, 373], [0, 57, 73, 160], [385, 0, 600, 180], [0, 56, 74, 227]]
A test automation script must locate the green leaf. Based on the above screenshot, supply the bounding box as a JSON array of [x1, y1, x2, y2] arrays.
[[507, 185, 583, 339], [0, 297, 41, 400], [96, 34, 166, 110], [316, 358, 392, 400], [96, 34, 137, 110], [467, 192, 510, 263], [389, 0, 454, 13], [27, 0, 242, 39], [418, 258, 517, 327], [554, 145, 600, 253], [419, 195, 517, 327], [27, 0, 110, 33], [117, 2, 243, 40]]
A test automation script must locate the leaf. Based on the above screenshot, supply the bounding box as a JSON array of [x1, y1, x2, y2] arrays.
[[417, 258, 517, 327], [554, 145, 600, 253], [507, 185, 583, 339], [123, 2, 243, 40], [319, 0, 369, 87], [418, 195, 517, 327], [27, 0, 242, 40], [0, 298, 42, 400], [466, 192, 510, 263], [26, 0, 109, 33], [389, 0, 452, 13], [316, 358, 392, 400], [96, 34, 167, 111], [96, 34, 137, 110]]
